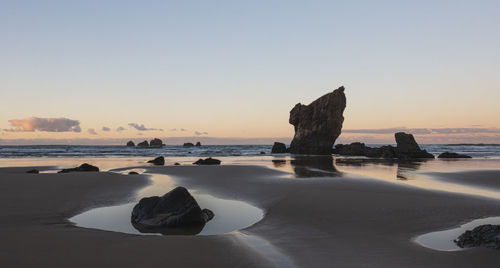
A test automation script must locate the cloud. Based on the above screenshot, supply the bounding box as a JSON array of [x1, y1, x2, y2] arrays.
[[8, 117, 81, 132], [194, 131, 208, 136], [102, 127, 110, 131], [343, 127, 500, 135], [88, 128, 98, 135], [170, 128, 177, 131], [170, 128, 187, 132], [116, 126, 126, 132], [181, 128, 187, 131], [128, 123, 163, 131]]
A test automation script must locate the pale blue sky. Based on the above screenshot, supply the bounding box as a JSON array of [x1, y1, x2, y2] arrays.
[[1, 0, 499, 143]]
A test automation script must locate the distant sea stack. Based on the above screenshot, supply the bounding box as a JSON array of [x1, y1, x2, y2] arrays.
[[137, 140, 149, 147], [289, 86, 347, 155], [150, 138, 164, 147], [126, 141, 135, 147]]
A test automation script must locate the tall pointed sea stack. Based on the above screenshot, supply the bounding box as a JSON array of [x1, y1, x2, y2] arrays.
[[289, 86, 347, 154]]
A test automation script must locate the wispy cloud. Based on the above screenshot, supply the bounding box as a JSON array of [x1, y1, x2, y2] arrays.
[[170, 128, 188, 132], [8, 117, 81, 132], [343, 127, 500, 135], [116, 126, 126, 132], [102, 127, 110, 131], [128, 123, 163, 131], [194, 131, 208, 136], [88, 128, 98, 135]]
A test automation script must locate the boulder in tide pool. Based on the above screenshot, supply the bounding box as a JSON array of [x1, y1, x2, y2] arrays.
[[455, 224, 500, 250], [271, 142, 287, 154], [147, 156, 165, 166], [438, 152, 472, 159], [59, 163, 99, 173], [126, 141, 135, 147], [193, 157, 221, 165], [131, 186, 214, 228], [137, 140, 149, 147]]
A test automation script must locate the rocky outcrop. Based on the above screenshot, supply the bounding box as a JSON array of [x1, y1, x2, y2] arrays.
[[394, 132, 434, 159], [438, 152, 472, 159], [455, 224, 500, 250], [126, 141, 135, 147], [137, 140, 149, 147], [26, 169, 39, 174], [131, 186, 214, 229], [58, 163, 99, 173], [193, 157, 221, 165], [183, 142, 194, 147], [128, 171, 139, 175], [150, 138, 164, 147], [147, 156, 165, 165], [195, 142, 201, 147], [271, 142, 287, 154], [289, 86, 347, 155]]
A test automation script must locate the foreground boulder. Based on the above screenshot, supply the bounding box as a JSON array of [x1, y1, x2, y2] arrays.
[[137, 140, 149, 147], [147, 156, 165, 165], [438, 152, 472, 159], [59, 163, 99, 173], [131, 186, 214, 228], [271, 142, 287, 153], [193, 157, 221, 165], [289, 86, 346, 155], [126, 141, 135, 147], [150, 138, 164, 147], [183, 142, 194, 147], [455, 224, 500, 250], [394, 132, 434, 159]]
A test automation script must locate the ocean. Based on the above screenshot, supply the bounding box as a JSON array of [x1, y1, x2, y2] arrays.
[[0, 144, 499, 158]]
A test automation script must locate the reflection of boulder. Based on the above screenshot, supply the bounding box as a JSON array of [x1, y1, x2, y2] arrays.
[[147, 156, 165, 165], [438, 152, 472, 159], [131, 187, 214, 229], [271, 142, 287, 153], [150, 138, 164, 147], [335, 158, 427, 181], [290, 156, 341, 177], [272, 159, 287, 168], [137, 140, 149, 147], [183, 142, 194, 147], [59, 163, 99, 173], [455, 224, 500, 250], [289, 86, 346, 155], [193, 157, 221, 165], [126, 141, 135, 147]]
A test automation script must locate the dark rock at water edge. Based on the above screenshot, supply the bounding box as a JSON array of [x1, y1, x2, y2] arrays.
[[271, 142, 287, 154], [195, 142, 201, 147], [129, 171, 139, 175], [131, 186, 214, 228], [147, 156, 165, 165], [193, 157, 221, 165], [455, 224, 500, 250], [26, 169, 39, 174], [289, 86, 346, 155], [183, 142, 194, 147], [150, 138, 164, 147], [137, 140, 149, 147], [126, 141, 135, 147], [438, 152, 472, 159], [59, 163, 99, 173], [174, 162, 181, 166], [394, 132, 434, 159], [260, 151, 266, 155]]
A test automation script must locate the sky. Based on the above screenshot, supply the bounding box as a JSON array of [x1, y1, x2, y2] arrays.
[[1, 0, 499, 144]]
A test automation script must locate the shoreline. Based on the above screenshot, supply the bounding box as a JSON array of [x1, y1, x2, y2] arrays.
[[2, 161, 500, 267]]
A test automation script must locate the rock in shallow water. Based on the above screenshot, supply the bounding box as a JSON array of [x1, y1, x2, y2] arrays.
[[147, 156, 165, 165], [131, 186, 214, 229], [271, 142, 287, 154], [58, 163, 99, 173], [193, 157, 221, 165], [455, 224, 500, 250], [438, 152, 472, 159], [394, 132, 434, 159], [289, 86, 346, 155]]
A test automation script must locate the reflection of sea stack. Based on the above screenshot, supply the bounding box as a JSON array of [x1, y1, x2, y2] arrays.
[[289, 86, 346, 155]]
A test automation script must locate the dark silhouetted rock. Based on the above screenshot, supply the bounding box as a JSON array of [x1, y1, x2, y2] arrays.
[[260, 151, 266, 155], [195, 142, 201, 147], [455, 224, 500, 250], [271, 142, 287, 153], [26, 169, 39, 174], [150, 138, 164, 147], [59, 163, 99, 173], [289, 86, 346, 155], [183, 142, 194, 147], [131, 186, 214, 228], [147, 156, 165, 165], [438, 152, 472, 159], [193, 157, 221, 165], [137, 140, 149, 147], [126, 141, 135, 147], [129, 171, 139, 175], [174, 162, 180, 166], [395, 132, 434, 159]]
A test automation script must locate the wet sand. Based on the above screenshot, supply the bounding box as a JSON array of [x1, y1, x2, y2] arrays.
[[2, 164, 500, 267]]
